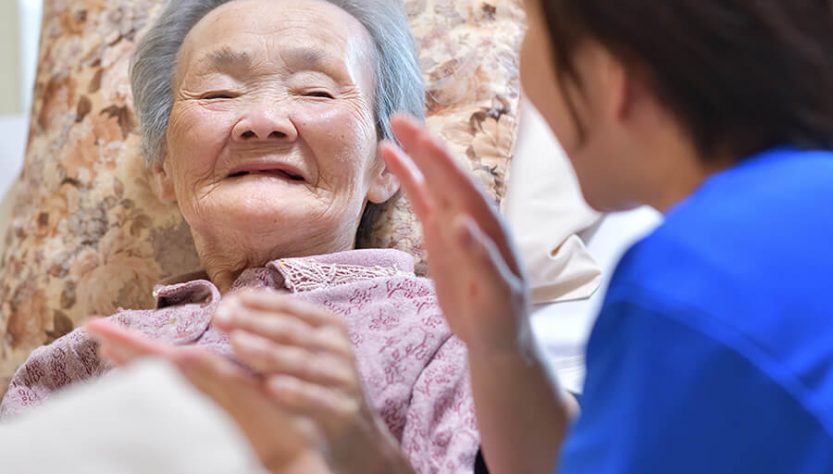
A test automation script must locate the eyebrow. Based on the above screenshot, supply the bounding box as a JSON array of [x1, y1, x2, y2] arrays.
[[198, 46, 347, 81], [281, 47, 327, 69], [204, 47, 253, 69]]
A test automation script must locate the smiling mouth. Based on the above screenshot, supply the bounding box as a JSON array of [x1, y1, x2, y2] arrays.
[[228, 169, 306, 182]]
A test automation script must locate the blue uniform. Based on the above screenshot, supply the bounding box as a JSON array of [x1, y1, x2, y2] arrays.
[[558, 148, 833, 473]]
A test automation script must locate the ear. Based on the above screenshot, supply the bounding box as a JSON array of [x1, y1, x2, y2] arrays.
[[605, 50, 638, 123], [366, 158, 400, 204], [150, 155, 177, 203]]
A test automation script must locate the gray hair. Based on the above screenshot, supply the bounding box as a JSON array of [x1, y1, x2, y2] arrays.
[[131, 0, 425, 167]]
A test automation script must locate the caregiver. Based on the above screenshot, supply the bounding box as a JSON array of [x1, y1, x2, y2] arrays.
[[381, 0, 833, 473]]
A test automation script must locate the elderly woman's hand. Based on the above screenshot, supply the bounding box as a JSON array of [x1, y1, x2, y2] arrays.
[[380, 114, 534, 357], [88, 304, 415, 474], [86, 319, 327, 474], [213, 290, 414, 474]]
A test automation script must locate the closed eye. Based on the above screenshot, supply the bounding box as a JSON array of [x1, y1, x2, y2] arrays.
[[201, 92, 236, 100], [305, 90, 335, 99]]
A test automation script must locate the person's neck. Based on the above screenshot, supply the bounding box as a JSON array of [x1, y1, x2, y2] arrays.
[[640, 134, 733, 214], [191, 231, 356, 294], [198, 247, 256, 294]]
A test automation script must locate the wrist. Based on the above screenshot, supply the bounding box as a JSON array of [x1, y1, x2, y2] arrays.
[[465, 322, 542, 366], [327, 407, 414, 474], [459, 296, 537, 359]]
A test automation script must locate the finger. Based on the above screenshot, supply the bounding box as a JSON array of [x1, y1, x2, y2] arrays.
[[390, 114, 521, 273], [97, 339, 173, 368], [390, 114, 490, 209], [174, 348, 281, 422], [230, 331, 355, 388], [384, 122, 469, 254], [215, 293, 353, 357], [214, 301, 317, 347], [379, 141, 434, 219], [176, 348, 254, 384], [219, 303, 352, 357], [217, 292, 345, 332], [86, 320, 175, 358], [99, 342, 134, 367], [265, 374, 357, 425], [174, 348, 260, 401], [173, 349, 317, 466], [97, 335, 173, 367]]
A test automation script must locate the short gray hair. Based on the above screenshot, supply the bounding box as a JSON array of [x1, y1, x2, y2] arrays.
[[131, 0, 425, 167]]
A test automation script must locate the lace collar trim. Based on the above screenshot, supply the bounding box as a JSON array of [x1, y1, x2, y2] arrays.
[[153, 249, 415, 306]]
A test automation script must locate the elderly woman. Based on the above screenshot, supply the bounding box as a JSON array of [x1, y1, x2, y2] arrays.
[[0, 0, 478, 472]]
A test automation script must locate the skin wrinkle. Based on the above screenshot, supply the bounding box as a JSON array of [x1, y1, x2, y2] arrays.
[[176, 14, 373, 91], [155, 0, 397, 292]]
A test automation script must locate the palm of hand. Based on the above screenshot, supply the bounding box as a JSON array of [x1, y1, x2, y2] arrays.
[[382, 115, 533, 354], [86, 319, 322, 471]]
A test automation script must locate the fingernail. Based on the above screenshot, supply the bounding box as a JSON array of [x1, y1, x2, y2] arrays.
[[214, 307, 230, 325]]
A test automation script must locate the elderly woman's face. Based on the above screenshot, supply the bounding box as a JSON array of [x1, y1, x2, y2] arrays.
[[157, 0, 398, 259]]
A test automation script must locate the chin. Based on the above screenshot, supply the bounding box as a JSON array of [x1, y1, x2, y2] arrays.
[[183, 178, 358, 256], [223, 179, 319, 218], [574, 174, 625, 213], [188, 189, 320, 235], [229, 203, 323, 232], [582, 186, 642, 213], [582, 191, 613, 213], [572, 161, 635, 213]]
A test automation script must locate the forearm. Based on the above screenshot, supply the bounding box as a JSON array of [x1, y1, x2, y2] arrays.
[[468, 342, 575, 474], [336, 442, 415, 474], [329, 412, 417, 474], [356, 437, 417, 474], [276, 426, 415, 474]]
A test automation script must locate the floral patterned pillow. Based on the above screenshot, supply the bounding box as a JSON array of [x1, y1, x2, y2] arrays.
[[0, 0, 524, 394]]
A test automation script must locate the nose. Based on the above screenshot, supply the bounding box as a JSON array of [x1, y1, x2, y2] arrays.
[[232, 106, 298, 143]]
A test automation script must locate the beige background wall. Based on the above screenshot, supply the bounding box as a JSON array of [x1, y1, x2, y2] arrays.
[[0, 0, 21, 114]]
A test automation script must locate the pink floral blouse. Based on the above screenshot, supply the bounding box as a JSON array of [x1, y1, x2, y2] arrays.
[[0, 249, 479, 473]]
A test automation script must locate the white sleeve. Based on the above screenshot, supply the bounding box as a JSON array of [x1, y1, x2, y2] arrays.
[[0, 360, 266, 474]]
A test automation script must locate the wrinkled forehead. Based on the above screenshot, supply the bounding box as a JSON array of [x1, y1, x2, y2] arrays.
[[174, 0, 376, 87]]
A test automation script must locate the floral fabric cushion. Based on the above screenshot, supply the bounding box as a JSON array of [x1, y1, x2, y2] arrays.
[[0, 0, 524, 395]]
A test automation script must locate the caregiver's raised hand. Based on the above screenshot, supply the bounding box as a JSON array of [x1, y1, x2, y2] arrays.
[[382, 114, 572, 474], [380, 114, 533, 355]]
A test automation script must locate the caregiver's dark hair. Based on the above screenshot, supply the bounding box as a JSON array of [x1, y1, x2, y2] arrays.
[[539, 0, 833, 162]]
